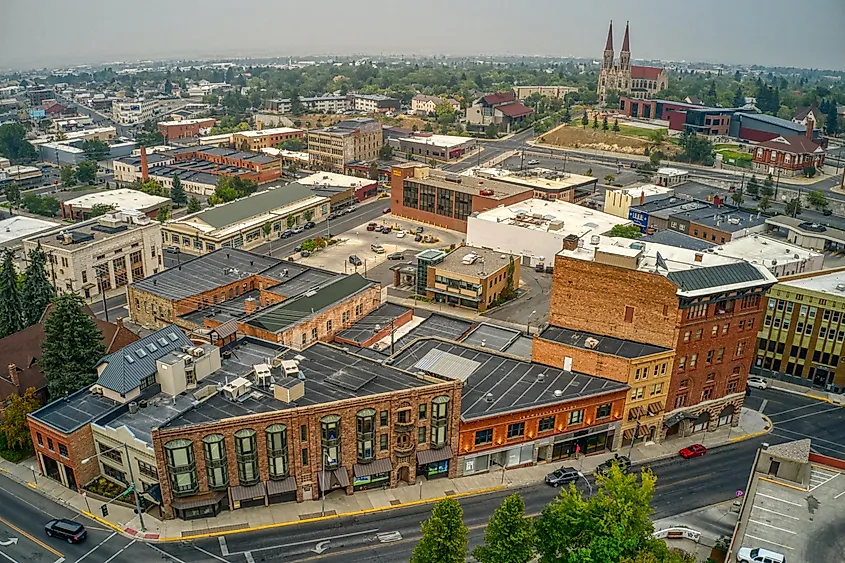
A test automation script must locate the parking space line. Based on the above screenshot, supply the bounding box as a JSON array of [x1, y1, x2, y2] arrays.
[[752, 506, 800, 520], [245, 553, 255, 563], [0, 550, 21, 563], [775, 405, 843, 424], [756, 493, 802, 506], [744, 534, 795, 550], [748, 519, 797, 534], [834, 490, 845, 500]]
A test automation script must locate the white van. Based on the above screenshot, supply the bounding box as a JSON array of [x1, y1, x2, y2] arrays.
[[371, 244, 385, 254], [736, 547, 785, 563]]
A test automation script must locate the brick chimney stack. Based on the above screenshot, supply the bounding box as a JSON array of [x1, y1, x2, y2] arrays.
[[256, 120, 263, 131], [244, 297, 258, 315], [561, 234, 580, 251], [7, 363, 19, 388], [806, 117, 814, 140], [140, 145, 149, 181]]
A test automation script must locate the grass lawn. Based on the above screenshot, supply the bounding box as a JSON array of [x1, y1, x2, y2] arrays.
[[718, 149, 752, 168], [714, 143, 742, 150], [617, 124, 667, 139]]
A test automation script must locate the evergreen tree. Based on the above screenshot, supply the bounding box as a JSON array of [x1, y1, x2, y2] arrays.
[[0, 249, 23, 337], [21, 243, 54, 327], [410, 498, 468, 563], [473, 494, 535, 563], [187, 196, 202, 214], [733, 85, 745, 107], [826, 103, 839, 135], [41, 293, 105, 399], [745, 176, 759, 198], [170, 175, 187, 206], [581, 113, 589, 128], [612, 118, 620, 132], [602, 115, 609, 130], [592, 115, 599, 129], [761, 174, 775, 198]]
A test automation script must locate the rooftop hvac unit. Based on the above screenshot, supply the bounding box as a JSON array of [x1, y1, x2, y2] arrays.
[[484, 393, 494, 403], [221, 377, 252, 401], [280, 359, 300, 377], [253, 363, 272, 385], [462, 253, 479, 265], [553, 390, 563, 398], [128, 402, 139, 414], [191, 346, 205, 357]]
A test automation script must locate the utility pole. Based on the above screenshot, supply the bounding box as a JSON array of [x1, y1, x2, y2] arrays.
[[98, 277, 109, 322]]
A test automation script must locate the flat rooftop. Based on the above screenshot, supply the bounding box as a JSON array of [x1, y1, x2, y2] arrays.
[[398, 134, 474, 148], [0, 216, 59, 245], [391, 313, 474, 354], [766, 215, 845, 245], [389, 338, 628, 420], [474, 168, 597, 191], [30, 387, 119, 434], [435, 246, 514, 277], [610, 183, 674, 199], [641, 230, 716, 251], [63, 188, 169, 211], [297, 172, 377, 190], [714, 235, 821, 267], [236, 127, 303, 138], [460, 323, 522, 353], [780, 268, 845, 294], [473, 199, 627, 235], [163, 341, 431, 430], [540, 326, 670, 359], [675, 207, 766, 233], [415, 170, 531, 200], [158, 118, 214, 126], [335, 303, 411, 345], [28, 214, 157, 249]]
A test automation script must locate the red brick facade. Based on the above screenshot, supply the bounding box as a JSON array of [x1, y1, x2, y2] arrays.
[[158, 119, 215, 141], [27, 417, 99, 491]]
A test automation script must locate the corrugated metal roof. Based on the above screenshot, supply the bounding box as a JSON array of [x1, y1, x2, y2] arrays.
[[416, 445, 453, 465], [353, 457, 392, 478], [96, 326, 193, 395], [667, 262, 765, 292], [413, 349, 480, 382]]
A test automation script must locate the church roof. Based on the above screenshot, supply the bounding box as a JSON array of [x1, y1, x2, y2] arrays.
[[604, 21, 614, 51], [621, 21, 630, 52], [631, 66, 663, 80]]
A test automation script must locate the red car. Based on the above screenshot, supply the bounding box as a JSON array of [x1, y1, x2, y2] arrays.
[[678, 444, 707, 459]]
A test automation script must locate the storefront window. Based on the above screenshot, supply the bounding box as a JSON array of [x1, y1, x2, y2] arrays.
[[235, 429, 259, 486], [356, 409, 375, 463], [266, 424, 288, 480], [202, 434, 228, 491], [165, 439, 197, 497], [321, 414, 341, 469], [430, 396, 450, 448]]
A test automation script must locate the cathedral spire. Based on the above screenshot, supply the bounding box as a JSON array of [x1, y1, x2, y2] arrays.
[[621, 21, 630, 52], [604, 21, 614, 52]]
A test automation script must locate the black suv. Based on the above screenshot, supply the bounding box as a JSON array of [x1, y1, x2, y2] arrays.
[[349, 255, 362, 266], [45, 519, 86, 544], [545, 466, 579, 487], [595, 454, 631, 477]]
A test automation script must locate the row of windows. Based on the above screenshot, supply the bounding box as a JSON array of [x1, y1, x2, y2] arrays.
[[472, 404, 612, 446], [36, 433, 68, 458], [634, 362, 668, 381], [630, 382, 664, 401]]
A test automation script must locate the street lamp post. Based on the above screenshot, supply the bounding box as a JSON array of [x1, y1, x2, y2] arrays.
[[576, 471, 593, 497], [82, 443, 146, 532]]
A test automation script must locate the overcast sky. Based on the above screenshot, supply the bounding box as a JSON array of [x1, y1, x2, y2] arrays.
[[2, 0, 844, 71]]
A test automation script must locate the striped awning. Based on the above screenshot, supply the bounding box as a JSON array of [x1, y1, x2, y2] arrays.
[[266, 476, 297, 496], [628, 406, 645, 421], [647, 401, 664, 416], [353, 457, 392, 478], [623, 428, 635, 440], [231, 482, 266, 502], [638, 425, 652, 438], [416, 445, 453, 466]]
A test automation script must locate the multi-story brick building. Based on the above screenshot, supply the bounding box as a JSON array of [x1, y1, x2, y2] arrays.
[[754, 268, 845, 392], [23, 211, 163, 302], [157, 118, 216, 141], [390, 164, 532, 232], [533, 326, 675, 446], [752, 127, 826, 177], [389, 338, 628, 475], [232, 127, 305, 152], [551, 236, 776, 441], [307, 118, 382, 173], [423, 246, 520, 312]]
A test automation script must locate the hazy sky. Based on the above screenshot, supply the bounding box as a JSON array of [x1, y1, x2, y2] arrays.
[[2, 0, 844, 71]]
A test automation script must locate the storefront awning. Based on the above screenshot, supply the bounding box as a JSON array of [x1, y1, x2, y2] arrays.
[[142, 483, 162, 505], [417, 445, 453, 466], [231, 482, 266, 502], [353, 458, 392, 478], [628, 406, 645, 420], [266, 476, 297, 496], [663, 411, 697, 427], [637, 424, 652, 438], [171, 492, 226, 510], [623, 428, 635, 441], [319, 468, 350, 489], [647, 401, 664, 416]]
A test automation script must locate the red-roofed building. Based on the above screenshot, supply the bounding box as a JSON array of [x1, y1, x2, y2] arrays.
[[752, 131, 826, 177], [597, 21, 668, 103], [466, 92, 535, 133]]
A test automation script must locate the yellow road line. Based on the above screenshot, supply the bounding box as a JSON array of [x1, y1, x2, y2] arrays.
[[80, 511, 126, 534], [0, 515, 64, 557], [161, 485, 508, 542], [805, 393, 833, 404]]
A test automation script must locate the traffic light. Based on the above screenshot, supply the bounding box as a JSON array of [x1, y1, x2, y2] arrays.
[[100, 504, 109, 517]]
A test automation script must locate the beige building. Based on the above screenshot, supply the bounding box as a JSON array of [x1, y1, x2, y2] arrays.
[[112, 98, 160, 126], [513, 86, 579, 100], [411, 95, 460, 116], [23, 211, 163, 302], [161, 184, 329, 255], [232, 127, 305, 152], [424, 246, 520, 312], [307, 118, 382, 172]]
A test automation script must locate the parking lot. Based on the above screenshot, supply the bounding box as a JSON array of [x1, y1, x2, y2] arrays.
[[293, 215, 465, 278], [736, 464, 845, 562]]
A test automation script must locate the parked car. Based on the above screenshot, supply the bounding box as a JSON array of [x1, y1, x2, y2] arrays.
[[414, 234, 423, 242], [347, 204, 358, 212], [294, 245, 302, 252], [291, 226, 304, 234], [678, 444, 707, 459], [280, 230, 293, 238], [165, 246, 180, 254], [527, 159, 540, 165], [382, 227, 392, 234], [327, 213, 339, 220], [736, 547, 786, 563], [371, 244, 385, 254], [45, 519, 87, 544], [746, 376, 768, 390], [416, 226, 424, 233], [396, 231, 406, 238], [387, 252, 404, 260], [595, 454, 631, 477], [303, 221, 316, 229], [823, 209, 833, 216], [382, 207, 391, 214], [545, 466, 579, 487], [366, 223, 377, 231], [300, 250, 311, 258], [349, 255, 362, 266]]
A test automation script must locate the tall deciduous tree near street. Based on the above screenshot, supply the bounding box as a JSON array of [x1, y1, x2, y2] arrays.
[[3, 182, 21, 214], [0, 248, 23, 337], [473, 493, 535, 563], [21, 243, 55, 327], [410, 498, 468, 563], [41, 293, 105, 399], [1, 388, 40, 450]]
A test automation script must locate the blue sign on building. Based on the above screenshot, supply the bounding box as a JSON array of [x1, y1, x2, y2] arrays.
[[29, 109, 46, 119], [629, 209, 649, 231]]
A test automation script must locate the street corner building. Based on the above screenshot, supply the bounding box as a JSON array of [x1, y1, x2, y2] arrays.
[[549, 234, 777, 443]]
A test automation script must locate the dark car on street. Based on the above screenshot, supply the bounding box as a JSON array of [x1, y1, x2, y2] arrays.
[[349, 255, 363, 266], [545, 466, 579, 487], [595, 454, 631, 477], [387, 252, 404, 260], [45, 519, 86, 544]]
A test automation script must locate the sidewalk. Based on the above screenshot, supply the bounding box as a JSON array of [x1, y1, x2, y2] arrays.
[[1, 407, 771, 542], [767, 378, 845, 404]]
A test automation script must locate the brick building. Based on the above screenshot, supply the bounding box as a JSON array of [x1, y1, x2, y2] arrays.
[[232, 127, 305, 152], [423, 246, 520, 312], [389, 338, 628, 475], [551, 236, 776, 442], [752, 127, 826, 177], [307, 118, 382, 173], [597, 22, 668, 104], [390, 165, 532, 232], [151, 342, 462, 519], [157, 118, 215, 141]]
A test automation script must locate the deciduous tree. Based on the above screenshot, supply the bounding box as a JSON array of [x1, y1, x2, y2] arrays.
[[410, 498, 468, 563], [610, 224, 642, 239], [82, 139, 110, 161], [0, 123, 38, 163], [76, 160, 97, 185], [472, 494, 535, 563], [3, 182, 21, 214], [60, 165, 77, 187], [785, 197, 802, 218], [1, 388, 40, 450]]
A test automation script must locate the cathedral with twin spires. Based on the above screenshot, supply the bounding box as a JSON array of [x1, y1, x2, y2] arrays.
[[596, 21, 668, 105]]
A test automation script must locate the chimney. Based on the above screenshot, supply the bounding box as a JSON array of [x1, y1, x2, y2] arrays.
[[140, 145, 149, 181], [640, 190, 645, 206], [7, 364, 19, 389], [561, 234, 580, 251], [806, 117, 814, 140], [256, 120, 263, 131], [244, 297, 258, 315]]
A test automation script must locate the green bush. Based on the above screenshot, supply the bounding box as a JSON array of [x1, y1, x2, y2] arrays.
[[0, 432, 33, 462]]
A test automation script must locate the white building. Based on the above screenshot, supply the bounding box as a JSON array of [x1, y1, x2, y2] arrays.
[[655, 167, 689, 187], [61, 188, 171, 219], [23, 212, 163, 301], [604, 184, 674, 220], [411, 95, 460, 116], [112, 98, 160, 125], [714, 234, 825, 278], [466, 199, 631, 267]]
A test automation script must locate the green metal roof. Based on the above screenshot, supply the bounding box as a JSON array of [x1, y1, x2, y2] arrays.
[[195, 184, 319, 229], [667, 262, 765, 292], [245, 274, 372, 333]]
